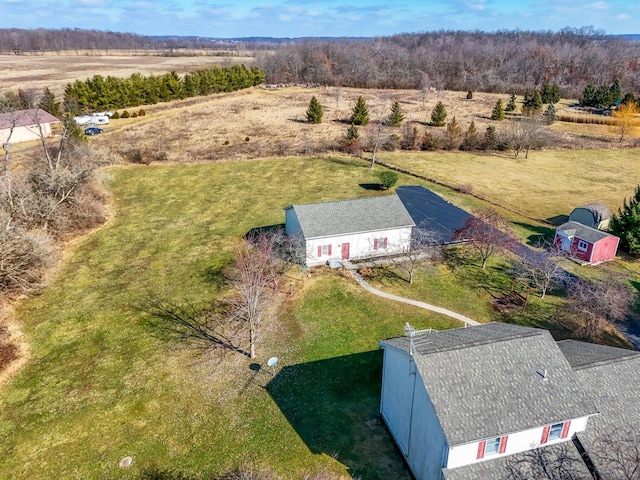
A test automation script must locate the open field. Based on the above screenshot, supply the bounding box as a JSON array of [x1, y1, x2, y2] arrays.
[[0, 158, 464, 480], [0, 53, 254, 97], [376, 149, 640, 223]]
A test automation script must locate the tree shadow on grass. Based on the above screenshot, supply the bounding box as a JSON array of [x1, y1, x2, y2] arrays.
[[513, 221, 557, 246], [266, 351, 410, 480], [359, 183, 384, 190]]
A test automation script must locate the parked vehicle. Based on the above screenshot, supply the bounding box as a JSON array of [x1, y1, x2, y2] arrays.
[[84, 127, 104, 136]]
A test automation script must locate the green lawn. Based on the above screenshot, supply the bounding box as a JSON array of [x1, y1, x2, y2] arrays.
[[0, 157, 462, 480]]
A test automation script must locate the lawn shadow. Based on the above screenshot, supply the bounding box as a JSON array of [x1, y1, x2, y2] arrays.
[[267, 351, 409, 479], [513, 221, 557, 246], [359, 183, 384, 190], [546, 215, 569, 226]]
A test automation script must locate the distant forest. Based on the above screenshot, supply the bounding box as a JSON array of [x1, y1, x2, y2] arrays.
[[2, 27, 640, 97]]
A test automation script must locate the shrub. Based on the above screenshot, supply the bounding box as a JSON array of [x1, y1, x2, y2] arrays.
[[491, 99, 505, 121], [132, 112, 138, 118], [224, 140, 230, 145], [467, 90, 473, 99], [138, 108, 146, 117], [358, 267, 374, 277], [121, 110, 130, 118], [245, 137, 250, 142], [111, 111, 120, 119], [430, 101, 447, 127], [378, 170, 399, 190], [421, 131, 441, 150], [458, 183, 474, 194], [350, 96, 369, 126], [305, 96, 323, 124], [382, 133, 401, 151]]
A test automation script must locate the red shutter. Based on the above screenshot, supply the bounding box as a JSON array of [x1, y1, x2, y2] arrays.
[[374, 238, 378, 250], [477, 440, 486, 459], [541, 425, 550, 444], [383, 237, 388, 248], [499, 436, 508, 454], [328, 245, 332, 256], [317, 246, 322, 257], [561, 421, 571, 439]]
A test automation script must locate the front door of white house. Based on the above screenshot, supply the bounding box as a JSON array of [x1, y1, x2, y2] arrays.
[[342, 243, 350, 260]]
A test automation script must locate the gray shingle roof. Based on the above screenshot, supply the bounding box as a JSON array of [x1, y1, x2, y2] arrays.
[[381, 323, 598, 446], [570, 203, 611, 222], [557, 339, 639, 370], [556, 221, 615, 244], [569, 343, 640, 474], [442, 441, 592, 480], [0, 108, 60, 129], [284, 194, 414, 239]]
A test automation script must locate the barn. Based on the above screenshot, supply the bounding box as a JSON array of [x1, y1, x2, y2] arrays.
[[284, 194, 415, 267], [555, 221, 619, 264], [569, 203, 611, 230], [0, 109, 60, 145]]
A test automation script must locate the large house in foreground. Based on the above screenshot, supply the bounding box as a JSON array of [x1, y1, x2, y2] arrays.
[[0, 108, 60, 145], [380, 322, 640, 479], [284, 195, 415, 267]]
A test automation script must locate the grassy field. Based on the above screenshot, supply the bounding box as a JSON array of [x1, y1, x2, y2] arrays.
[[0, 158, 464, 480], [377, 148, 640, 223]]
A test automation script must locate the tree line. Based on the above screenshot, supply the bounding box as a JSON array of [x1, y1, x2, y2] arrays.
[[256, 28, 640, 98], [63, 65, 265, 112]]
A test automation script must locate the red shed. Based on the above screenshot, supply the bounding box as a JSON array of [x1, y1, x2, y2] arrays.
[[555, 221, 619, 265]]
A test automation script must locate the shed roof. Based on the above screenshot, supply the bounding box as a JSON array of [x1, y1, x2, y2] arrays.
[[556, 221, 616, 244], [381, 323, 598, 446], [0, 108, 60, 130], [284, 194, 414, 239]]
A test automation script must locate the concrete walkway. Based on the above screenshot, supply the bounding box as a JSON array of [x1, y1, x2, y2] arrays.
[[348, 268, 481, 327]]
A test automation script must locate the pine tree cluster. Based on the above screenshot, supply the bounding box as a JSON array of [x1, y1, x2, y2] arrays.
[[610, 185, 640, 255]]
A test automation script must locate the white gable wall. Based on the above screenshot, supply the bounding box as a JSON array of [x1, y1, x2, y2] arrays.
[[0, 123, 52, 145], [305, 226, 412, 266], [380, 344, 448, 480], [446, 415, 590, 469]]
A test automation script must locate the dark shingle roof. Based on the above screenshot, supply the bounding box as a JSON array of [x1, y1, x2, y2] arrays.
[[381, 323, 598, 446], [556, 221, 615, 244], [0, 108, 60, 129], [442, 441, 592, 480], [284, 194, 414, 239], [558, 340, 639, 370], [570, 203, 611, 223]]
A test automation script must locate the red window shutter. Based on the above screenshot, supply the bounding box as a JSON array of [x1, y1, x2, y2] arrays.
[[499, 436, 508, 454], [374, 239, 378, 250], [328, 245, 332, 256], [317, 246, 322, 257], [477, 440, 486, 459], [383, 238, 388, 248], [561, 421, 571, 439], [541, 425, 550, 444]]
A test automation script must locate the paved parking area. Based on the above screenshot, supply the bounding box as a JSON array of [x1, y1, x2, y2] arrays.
[[396, 186, 472, 244]]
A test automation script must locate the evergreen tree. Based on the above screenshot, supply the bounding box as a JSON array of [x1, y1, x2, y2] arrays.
[[610, 185, 640, 255], [430, 101, 447, 127], [540, 83, 560, 104], [461, 120, 479, 150], [484, 125, 497, 149], [544, 103, 557, 124], [467, 90, 473, 100], [522, 89, 543, 116], [350, 96, 369, 126], [581, 84, 597, 107], [346, 123, 359, 141], [491, 99, 505, 120], [38, 87, 61, 117], [305, 96, 323, 124], [505, 93, 517, 112], [622, 92, 637, 106], [444, 116, 463, 150], [610, 79, 622, 104], [387, 101, 405, 127]]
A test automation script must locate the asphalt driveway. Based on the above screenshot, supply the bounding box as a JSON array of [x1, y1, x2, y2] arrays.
[[396, 186, 472, 244]]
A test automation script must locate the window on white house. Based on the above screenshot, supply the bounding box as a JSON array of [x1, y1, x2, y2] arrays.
[[373, 237, 387, 250], [484, 437, 501, 456], [577, 240, 588, 251], [321, 245, 330, 256], [548, 422, 564, 441], [318, 245, 332, 257]]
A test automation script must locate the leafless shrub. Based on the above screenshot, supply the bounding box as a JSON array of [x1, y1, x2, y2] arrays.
[[0, 227, 55, 293], [458, 183, 473, 194], [503, 442, 587, 480], [509, 240, 568, 299]]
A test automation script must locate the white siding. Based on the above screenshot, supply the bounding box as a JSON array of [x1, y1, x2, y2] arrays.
[[446, 415, 591, 469], [304, 226, 412, 267], [380, 344, 448, 480], [0, 124, 52, 145]]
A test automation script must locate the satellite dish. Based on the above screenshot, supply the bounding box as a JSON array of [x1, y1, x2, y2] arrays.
[[267, 357, 278, 368]]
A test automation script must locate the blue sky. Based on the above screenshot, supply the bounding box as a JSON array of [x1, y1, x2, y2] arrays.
[[2, 0, 639, 37]]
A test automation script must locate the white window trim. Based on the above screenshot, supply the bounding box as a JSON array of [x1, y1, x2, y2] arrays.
[[484, 437, 501, 456], [577, 240, 588, 252], [548, 422, 564, 441]]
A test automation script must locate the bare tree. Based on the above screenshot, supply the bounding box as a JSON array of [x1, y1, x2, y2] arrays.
[[502, 115, 547, 159], [590, 428, 640, 480], [566, 275, 635, 339], [419, 72, 430, 109], [228, 238, 283, 359], [509, 240, 567, 299], [503, 442, 589, 480], [395, 224, 442, 284], [453, 210, 517, 269]]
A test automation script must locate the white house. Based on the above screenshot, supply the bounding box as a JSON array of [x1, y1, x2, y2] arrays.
[[73, 114, 110, 126], [0, 108, 60, 145], [284, 195, 415, 267], [379, 322, 640, 479]]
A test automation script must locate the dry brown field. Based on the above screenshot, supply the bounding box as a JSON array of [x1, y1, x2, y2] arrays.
[[0, 51, 254, 97]]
